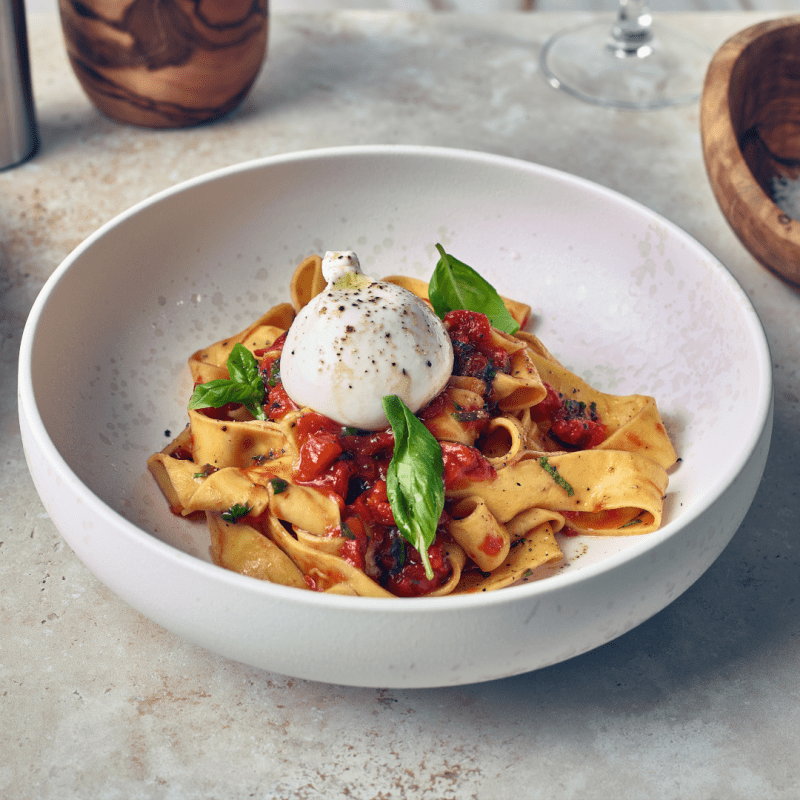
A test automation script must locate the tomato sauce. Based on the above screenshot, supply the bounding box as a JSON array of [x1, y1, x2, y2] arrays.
[[276, 406, 451, 595], [532, 384, 606, 449], [339, 516, 369, 571], [444, 310, 511, 377], [418, 390, 489, 438], [199, 311, 512, 596], [370, 527, 451, 598], [262, 311, 510, 596], [256, 333, 299, 420], [440, 442, 497, 489], [171, 446, 194, 461], [478, 533, 505, 557], [277, 402, 473, 596]]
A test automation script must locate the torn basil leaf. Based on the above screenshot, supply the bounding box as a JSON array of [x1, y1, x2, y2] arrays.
[[188, 343, 266, 420], [428, 243, 520, 334], [382, 395, 445, 581]]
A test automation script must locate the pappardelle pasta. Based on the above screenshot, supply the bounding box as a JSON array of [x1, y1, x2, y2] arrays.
[[148, 250, 678, 597]]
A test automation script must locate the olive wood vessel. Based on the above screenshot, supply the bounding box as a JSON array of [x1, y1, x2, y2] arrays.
[[701, 15, 800, 288], [59, 0, 268, 128]]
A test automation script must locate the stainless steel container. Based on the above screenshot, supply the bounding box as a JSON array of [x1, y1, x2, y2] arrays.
[[0, 0, 37, 169]]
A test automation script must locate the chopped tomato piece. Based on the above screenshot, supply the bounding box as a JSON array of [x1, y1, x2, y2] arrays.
[[296, 460, 353, 504], [295, 412, 342, 446], [478, 534, 505, 557], [532, 384, 606, 449], [339, 427, 394, 458], [266, 382, 298, 420], [345, 493, 375, 527], [339, 516, 369, 571], [294, 431, 343, 481], [381, 536, 451, 598], [417, 391, 451, 421], [440, 441, 496, 489], [551, 417, 606, 449], [444, 309, 511, 375], [254, 331, 288, 359], [365, 480, 395, 526], [530, 384, 562, 423]]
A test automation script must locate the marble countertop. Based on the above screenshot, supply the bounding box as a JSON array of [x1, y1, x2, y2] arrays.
[[3, 10, 799, 799]]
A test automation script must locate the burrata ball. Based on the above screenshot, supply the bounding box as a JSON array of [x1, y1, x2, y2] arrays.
[[280, 251, 453, 430]]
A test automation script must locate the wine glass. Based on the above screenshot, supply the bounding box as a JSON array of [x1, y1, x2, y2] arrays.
[[540, 0, 710, 110]]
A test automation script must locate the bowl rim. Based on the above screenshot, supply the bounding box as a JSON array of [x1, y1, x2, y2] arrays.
[[18, 143, 775, 612]]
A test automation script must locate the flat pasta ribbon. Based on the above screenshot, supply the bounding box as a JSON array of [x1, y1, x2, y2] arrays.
[[523, 344, 678, 471], [447, 450, 669, 535]]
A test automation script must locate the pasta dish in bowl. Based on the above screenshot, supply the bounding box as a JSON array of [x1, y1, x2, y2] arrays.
[[148, 249, 678, 598], [18, 145, 772, 687]]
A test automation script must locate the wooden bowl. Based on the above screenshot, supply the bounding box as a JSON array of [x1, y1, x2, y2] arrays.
[[59, 0, 268, 129], [701, 15, 800, 288]]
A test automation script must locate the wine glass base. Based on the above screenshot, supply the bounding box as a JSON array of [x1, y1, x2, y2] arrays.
[[540, 20, 710, 110]]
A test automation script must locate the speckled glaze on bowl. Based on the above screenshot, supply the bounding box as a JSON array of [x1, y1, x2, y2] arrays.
[[18, 146, 772, 688]]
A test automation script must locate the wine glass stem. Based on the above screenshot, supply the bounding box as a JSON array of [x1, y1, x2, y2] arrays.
[[609, 0, 654, 56]]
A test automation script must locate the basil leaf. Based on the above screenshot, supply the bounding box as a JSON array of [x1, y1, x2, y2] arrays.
[[382, 395, 445, 582], [187, 343, 267, 421], [227, 343, 261, 388], [188, 379, 262, 410], [429, 243, 520, 334], [222, 503, 251, 523]]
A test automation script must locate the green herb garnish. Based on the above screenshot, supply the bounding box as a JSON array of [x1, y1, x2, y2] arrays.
[[269, 477, 289, 494], [563, 399, 587, 417], [539, 456, 575, 497], [340, 521, 356, 540], [264, 360, 281, 388], [382, 395, 445, 581], [221, 503, 251, 523], [621, 516, 643, 528], [452, 409, 488, 423], [428, 243, 520, 334], [188, 343, 266, 420]]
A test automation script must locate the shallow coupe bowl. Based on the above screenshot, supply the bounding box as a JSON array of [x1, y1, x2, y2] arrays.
[[19, 146, 772, 688]]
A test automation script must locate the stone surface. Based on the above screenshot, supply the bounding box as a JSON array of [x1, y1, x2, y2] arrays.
[[2, 11, 799, 799]]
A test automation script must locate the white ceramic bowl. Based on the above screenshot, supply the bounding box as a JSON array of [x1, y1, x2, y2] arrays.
[[19, 145, 772, 688]]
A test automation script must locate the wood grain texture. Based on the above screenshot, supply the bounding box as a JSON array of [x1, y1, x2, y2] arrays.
[[59, 0, 268, 128], [701, 15, 800, 288]]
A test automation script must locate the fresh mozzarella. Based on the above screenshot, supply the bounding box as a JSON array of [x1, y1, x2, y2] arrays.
[[280, 251, 453, 430]]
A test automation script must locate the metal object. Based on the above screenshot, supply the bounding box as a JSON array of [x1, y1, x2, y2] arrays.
[[0, 0, 37, 169]]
